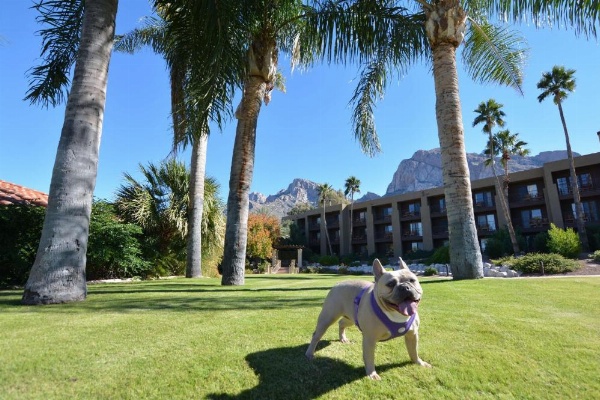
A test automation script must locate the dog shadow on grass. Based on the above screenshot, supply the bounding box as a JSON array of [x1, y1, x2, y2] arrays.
[[206, 341, 408, 400]]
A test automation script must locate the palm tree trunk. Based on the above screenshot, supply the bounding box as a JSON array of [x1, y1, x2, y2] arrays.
[[488, 134, 520, 255], [186, 133, 208, 278], [558, 101, 589, 251], [221, 37, 277, 286], [426, 0, 483, 279], [22, 0, 118, 304]]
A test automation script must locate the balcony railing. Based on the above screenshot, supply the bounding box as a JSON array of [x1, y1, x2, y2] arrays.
[[474, 201, 494, 209], [432, 226, 449, 236], [374, 232, 393, 241], [401, 211, 421, 219], [402, 230, 423, 238], [509, 192, 545, 203], [374, 214, 392, 223], [476, 224, 496, 233], [352, 217, 366, 225]]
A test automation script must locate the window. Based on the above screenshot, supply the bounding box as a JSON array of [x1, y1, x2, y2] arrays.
[[474, 191, 493, 207], [557, 177, 570, 195], [411, 242, 423, 251], [384, 225, 393, 234], [572, 201, 599, 222], [409, 202, 420, 213], [527, 184, 539, 198], [383, 206, 392, 217], [521, 209, 543, 228], [579, 173, 593, 189], [477, 214, 496, 231], [409, 222, 423, 236]]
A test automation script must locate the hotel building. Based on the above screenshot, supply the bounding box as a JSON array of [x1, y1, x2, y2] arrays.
[[284, 152, 600, 258]]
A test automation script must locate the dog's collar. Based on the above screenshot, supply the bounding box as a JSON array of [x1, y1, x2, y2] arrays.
[[353, 285, 416, 341]]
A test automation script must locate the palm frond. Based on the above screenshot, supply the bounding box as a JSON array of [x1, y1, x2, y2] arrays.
[[481, 0, 600, 38], [24, 0, 84, 107], [462, 18, 528, 95], [113, 16, 166, 54], [349, 55, 388, 157]]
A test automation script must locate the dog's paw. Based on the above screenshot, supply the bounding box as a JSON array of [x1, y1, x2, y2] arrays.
[[367, 371, 381, 380], [305, 352, 314, 361], [416, 359, 432, 368], [339, 336, 350, 344]]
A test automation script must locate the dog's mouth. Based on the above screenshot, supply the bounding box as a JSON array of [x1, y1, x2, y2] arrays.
[[395, 298, 420, 316]]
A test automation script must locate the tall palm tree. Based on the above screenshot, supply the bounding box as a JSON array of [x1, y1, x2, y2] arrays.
[[484, 129, 530, 194], [473, 98, 520, 255], [114, 14, 211, 278], [22, 0, 118, 305], [344, 176, 361, 254], [537, 65, 588, 251], [317, 183, 334, 256]]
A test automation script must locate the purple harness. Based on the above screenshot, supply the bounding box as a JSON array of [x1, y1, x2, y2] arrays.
[[353, 286, 417, 341]]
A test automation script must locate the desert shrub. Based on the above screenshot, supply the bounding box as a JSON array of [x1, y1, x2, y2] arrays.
[[318, 254, 340, 266], [427, 245, 449, 264], [510, 253, 579, 274], [0, 205, 45, 286], [547, 223, 581, 259], [424, 267, 438, 276], [589, 250, 600, 263]]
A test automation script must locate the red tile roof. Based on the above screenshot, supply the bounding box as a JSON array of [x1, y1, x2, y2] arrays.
[[0, 180, 49, 207]]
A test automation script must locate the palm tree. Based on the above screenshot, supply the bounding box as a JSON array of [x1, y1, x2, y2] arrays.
[[473, 99, 520, 255], [537, 66, 588, 251], [115, 159, 225, 272], [484, 129, 530, 194], [22, 0, 118, 305], [317, 183, 334, 256], [114, 14, 211, 278], [344, 176, 361, 254]]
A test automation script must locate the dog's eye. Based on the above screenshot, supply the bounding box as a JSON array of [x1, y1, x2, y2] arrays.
[[409, 278, 416, 283], [386, 281, 396, 288]]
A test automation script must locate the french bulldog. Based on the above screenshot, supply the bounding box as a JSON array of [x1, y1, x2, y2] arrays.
[[305, 258, 431, 380]]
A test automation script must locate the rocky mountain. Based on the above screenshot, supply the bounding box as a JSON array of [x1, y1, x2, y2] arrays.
[[385, 149, 577, 195], [249, 149, 576, 218], [249, 178, 321, 217]]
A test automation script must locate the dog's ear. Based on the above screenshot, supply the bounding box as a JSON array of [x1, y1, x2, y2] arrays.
[[373, 258, 385, 281], [398, 257, 409, 270]]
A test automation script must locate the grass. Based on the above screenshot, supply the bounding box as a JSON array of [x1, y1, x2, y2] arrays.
[[1, 274, 599, 399]]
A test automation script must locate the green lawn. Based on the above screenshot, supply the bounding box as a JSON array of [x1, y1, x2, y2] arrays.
[[1, 275, 599, 399]]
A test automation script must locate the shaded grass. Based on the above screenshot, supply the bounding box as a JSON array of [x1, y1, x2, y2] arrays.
[[1, 275, 599, 399]]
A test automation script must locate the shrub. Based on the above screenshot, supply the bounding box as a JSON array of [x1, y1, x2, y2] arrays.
[[590, 250, 600, 263], [403, 249, 434, 261], [510, 253, 579, 275], [87, 201, 151, 280], [547, 223, 581, 259], [427, 245, 449, 264], [0, 205, 45, 286], [484, 228, 526, 259], [585, 224, 600, 251], [318, 254, 340, 266], [424, 267, 438, 276], [532, 232, 549, 253]]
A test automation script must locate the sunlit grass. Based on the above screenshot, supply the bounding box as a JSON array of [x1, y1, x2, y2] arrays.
[[1, 275, 599, 399]]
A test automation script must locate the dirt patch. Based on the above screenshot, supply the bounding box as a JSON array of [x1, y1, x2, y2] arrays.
[[568, 258, 600, 276]]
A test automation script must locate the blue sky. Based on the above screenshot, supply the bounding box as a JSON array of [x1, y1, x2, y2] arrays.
[[1, 1, 599, 203]]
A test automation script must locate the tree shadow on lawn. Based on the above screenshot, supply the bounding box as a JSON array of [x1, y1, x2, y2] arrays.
[[206, 342, 408, 400]]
